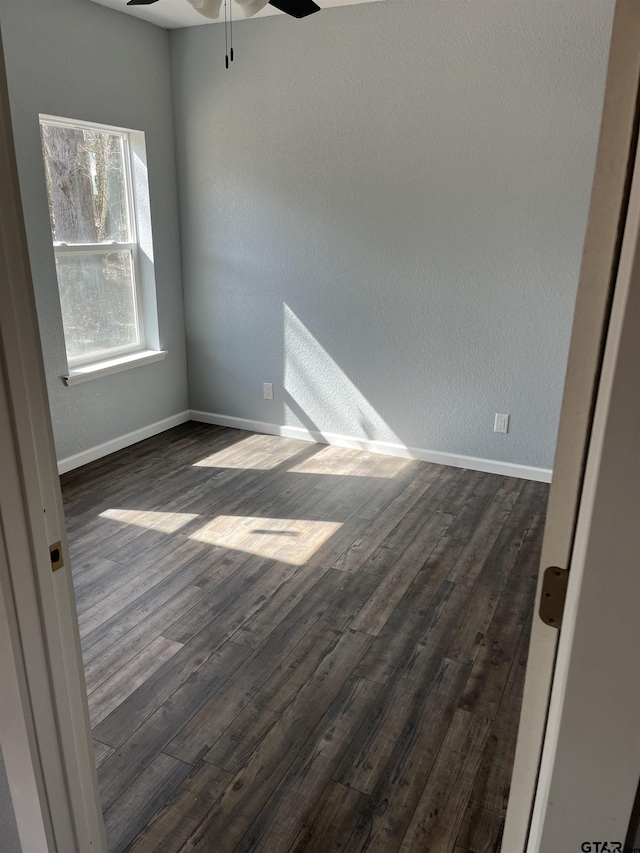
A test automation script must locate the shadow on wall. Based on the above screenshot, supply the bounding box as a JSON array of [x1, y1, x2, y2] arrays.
[[283, 303, 401, 445]]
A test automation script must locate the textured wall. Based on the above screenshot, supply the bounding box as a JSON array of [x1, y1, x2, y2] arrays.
[[0, 749, 20, 853], [0, 0, 188, 461], [171, 0, 613, 470]]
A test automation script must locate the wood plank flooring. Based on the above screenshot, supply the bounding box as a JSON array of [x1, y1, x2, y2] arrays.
[[61, 423, 548, 853]]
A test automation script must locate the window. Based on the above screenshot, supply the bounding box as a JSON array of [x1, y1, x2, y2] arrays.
[[39, 116, 162, 380]]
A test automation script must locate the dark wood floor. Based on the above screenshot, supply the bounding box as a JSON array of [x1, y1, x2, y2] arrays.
[[61, 422, 548, 853]]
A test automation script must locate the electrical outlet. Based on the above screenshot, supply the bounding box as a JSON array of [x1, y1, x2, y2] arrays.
[[263, 383, 274, 401], [494, 413, 510, 434]]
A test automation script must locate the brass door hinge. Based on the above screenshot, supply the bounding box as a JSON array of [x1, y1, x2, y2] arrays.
[[539, 566, 569, 629], [49, 541, 64, 572]]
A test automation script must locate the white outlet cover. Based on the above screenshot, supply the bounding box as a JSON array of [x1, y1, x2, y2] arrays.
[[87, 0, 384, 30], [494, 413, 510, 434]]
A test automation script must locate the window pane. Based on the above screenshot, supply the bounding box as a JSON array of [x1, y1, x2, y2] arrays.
[[40, 123, 130, 244], [55, 251, 139, 361]]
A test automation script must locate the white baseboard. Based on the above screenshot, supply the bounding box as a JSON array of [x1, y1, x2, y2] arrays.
[[57, 411, 191, 474], [56, 408, 553, 482], [189, 410, 553, 483]]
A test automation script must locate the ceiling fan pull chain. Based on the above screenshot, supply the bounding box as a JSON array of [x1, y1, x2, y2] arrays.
[[230, 0, 234, 61], [224, 0, 229, 68]]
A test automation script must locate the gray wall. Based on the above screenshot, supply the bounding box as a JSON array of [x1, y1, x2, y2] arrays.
[[0, 749, 20, 853], [171, 0, 613, 470], [0, 0, 188, 462]]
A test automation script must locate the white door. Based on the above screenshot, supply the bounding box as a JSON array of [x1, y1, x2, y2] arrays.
[[504, 2, 640, 847], [530, 109, 640, 853], [0, 30, 106, 853]]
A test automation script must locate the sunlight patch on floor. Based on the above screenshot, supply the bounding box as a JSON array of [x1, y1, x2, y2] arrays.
[[99, 508, 199, 533], [190, 516, 343, 565], [193, 435, 287, 470], [287, 445, 410, 478]]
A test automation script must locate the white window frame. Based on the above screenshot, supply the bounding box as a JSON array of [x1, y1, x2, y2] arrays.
[[39, 115, 152, 372]]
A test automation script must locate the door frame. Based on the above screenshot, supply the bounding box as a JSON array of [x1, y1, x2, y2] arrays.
[[503, 2, 640, 848], [0, 29, 106, 853], [531, 113, 640, 853]]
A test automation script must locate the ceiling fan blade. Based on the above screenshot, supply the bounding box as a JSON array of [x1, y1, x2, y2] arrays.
[[127, 0, 161, 5], [268, 0, 320, 18], [236, 0, 270, 17], [186, 0, 225, 19]]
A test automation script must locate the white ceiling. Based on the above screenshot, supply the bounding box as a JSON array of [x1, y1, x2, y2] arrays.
[[88, 0, 383, 30]]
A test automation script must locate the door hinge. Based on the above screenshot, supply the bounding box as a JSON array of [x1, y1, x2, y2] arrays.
[[49, 541, 64, 572], [539, 566, 569, 629]]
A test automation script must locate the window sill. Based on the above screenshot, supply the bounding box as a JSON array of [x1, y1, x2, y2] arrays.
[[63, 349, 167, 386]]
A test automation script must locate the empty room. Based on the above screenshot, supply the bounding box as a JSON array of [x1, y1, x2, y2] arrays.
[[2, 1, 638, 852]]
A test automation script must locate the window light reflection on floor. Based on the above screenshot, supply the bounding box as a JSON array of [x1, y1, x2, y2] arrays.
[[287, 444, 409, 478], [193, 434, 290, 470], [190, 516, 343, 565], [99, 508, 199, 533], [99, 509, 344, 567]]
